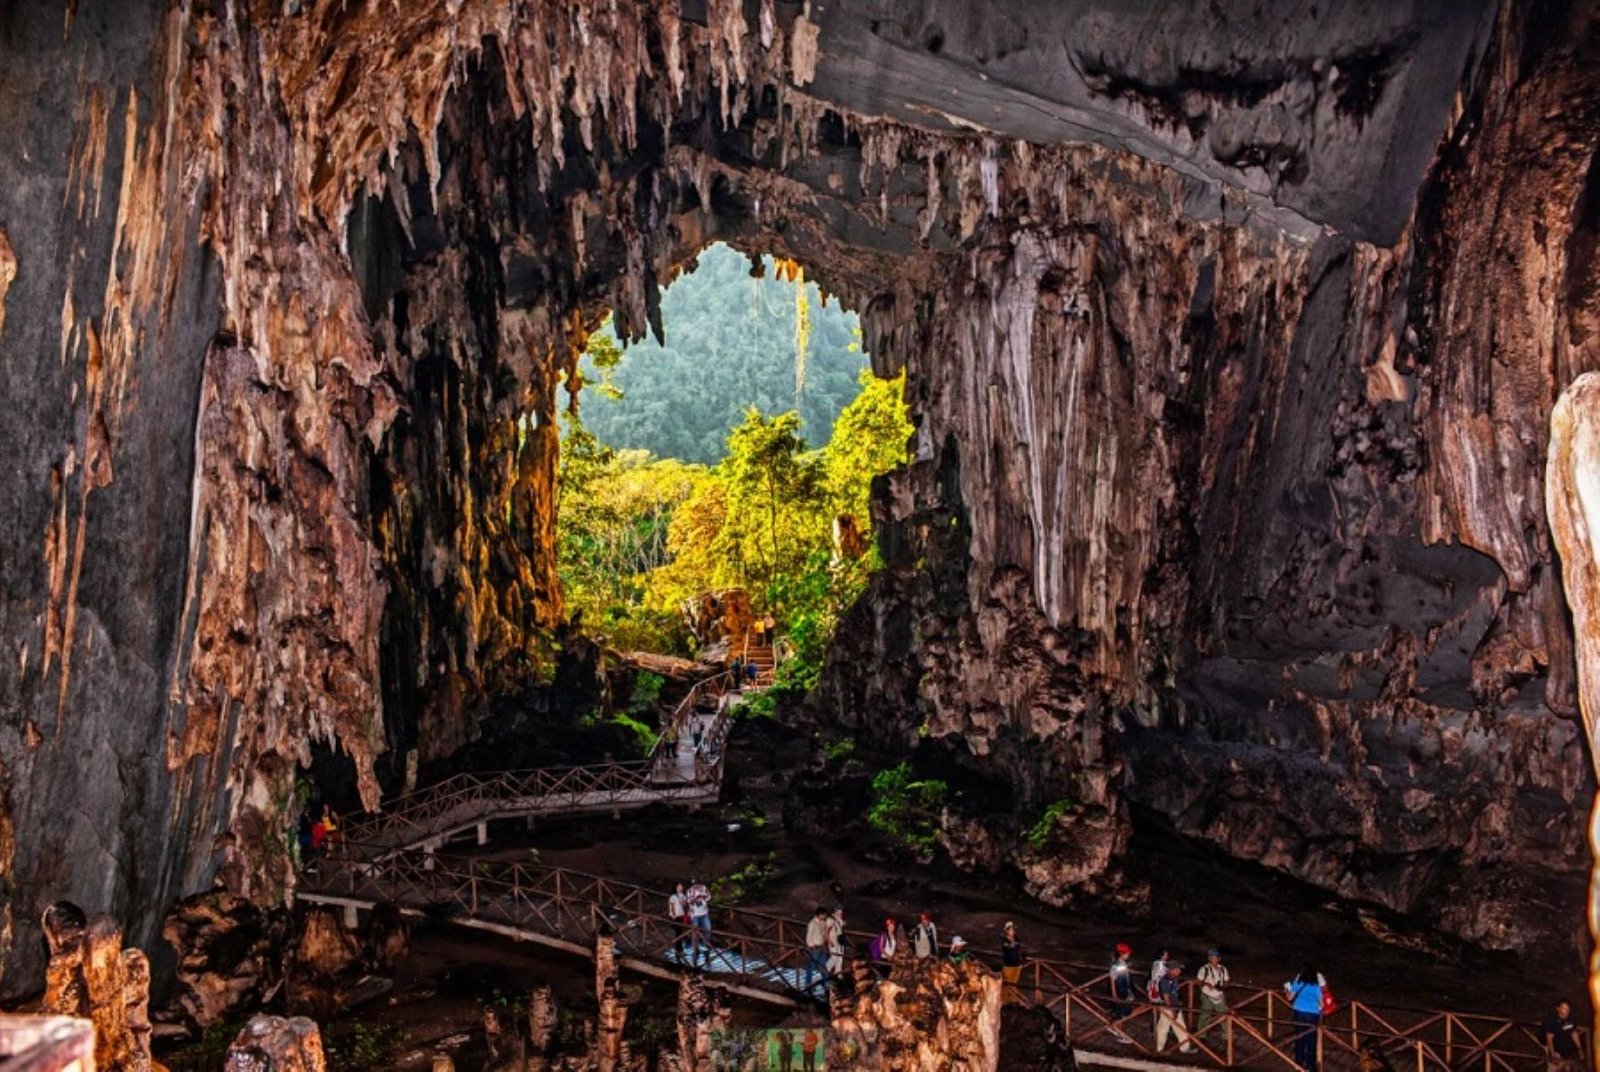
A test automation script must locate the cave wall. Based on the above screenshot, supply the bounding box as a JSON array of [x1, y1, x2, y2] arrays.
[[0, 0, 1596, 995]]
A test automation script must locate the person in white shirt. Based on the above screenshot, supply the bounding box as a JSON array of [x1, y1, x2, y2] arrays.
[[685, 879, 712, 967], [667, 883, 689, 960], [803, 906, 831, 991], [910, 912, 938, 959], [1196, 949, 1230, 1036]]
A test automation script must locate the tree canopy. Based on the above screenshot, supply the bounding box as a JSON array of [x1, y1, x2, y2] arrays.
[[573, 243, 866, 463]]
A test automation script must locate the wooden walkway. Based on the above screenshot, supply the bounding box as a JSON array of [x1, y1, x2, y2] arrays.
[[334, 670, 742, 856], [298, 667, 1575, 1071], [298, 850, 1567, 1070]]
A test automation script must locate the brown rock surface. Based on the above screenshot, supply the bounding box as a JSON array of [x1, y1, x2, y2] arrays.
[[829, 958, 1001, 1071], [0, 0, 1596, 999], [39, 902, 154, 1072], [160, 892, 289, 1034], [223, 1015, 325, 1072]]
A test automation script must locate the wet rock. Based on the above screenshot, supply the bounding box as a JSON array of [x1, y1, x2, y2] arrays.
[[224, 1015, 326, 1072]]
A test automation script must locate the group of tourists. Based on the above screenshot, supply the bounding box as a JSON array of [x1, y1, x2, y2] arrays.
[[664, 893, 1588, 1071], [292, 804, 339, 873]]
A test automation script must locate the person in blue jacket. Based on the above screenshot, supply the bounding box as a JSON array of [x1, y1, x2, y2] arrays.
[[1283, 966, 1324, 1071]]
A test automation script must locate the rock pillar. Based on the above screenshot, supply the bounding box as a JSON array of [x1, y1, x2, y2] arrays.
[[595, 932, 627, 1072], [39, 902, 153, 1072], [1545, 371, 1600, 1030], [828, 958, 1001, 1071]]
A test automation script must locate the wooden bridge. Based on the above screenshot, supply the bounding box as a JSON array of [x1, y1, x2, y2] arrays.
[[298, 667, 1574, 1071], [298, 847, 1567, 1071], [333, 669, 742, 856]]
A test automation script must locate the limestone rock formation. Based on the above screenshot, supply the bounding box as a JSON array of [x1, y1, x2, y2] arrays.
[[223, 1015, 326, 1072], [160, 892, 290, 1034], [0, 0, 1595, 999], [39, 902, 155, 1072], [829, 957, 1002, 1072]]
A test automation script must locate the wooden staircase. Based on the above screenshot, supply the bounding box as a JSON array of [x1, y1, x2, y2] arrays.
[[738, 639, 776, 686]]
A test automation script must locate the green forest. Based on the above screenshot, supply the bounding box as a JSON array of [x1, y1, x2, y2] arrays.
[[574, 243, 866, 464], [558, 245, 912, 702]]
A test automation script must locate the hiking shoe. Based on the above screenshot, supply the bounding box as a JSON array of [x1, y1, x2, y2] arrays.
[[1111, 1030, 1132, 1044], [1180, 1045, 1196, 1054]]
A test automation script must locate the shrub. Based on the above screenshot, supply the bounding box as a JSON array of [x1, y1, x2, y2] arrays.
[[867, 763, 948, 858]]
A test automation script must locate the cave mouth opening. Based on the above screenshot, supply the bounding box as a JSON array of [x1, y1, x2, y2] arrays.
[[552, 238, 912, 727]]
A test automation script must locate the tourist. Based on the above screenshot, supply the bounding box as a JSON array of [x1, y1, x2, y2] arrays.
[[948, 935, 969, 963], [1000, 921, 1024, 1004], [801, 1027, 821, 1072], [804, 906, 831, 991], [911, 912, 938, 959], [1147, 947, 1169, 1003], [686, 878, 713, 967], [1195, 948, 1230, 1035], [746, 660, 758, 684], [310, 805, 337, 854], [692, 724, 704, 751], [870, 917, 899, 974], [825, 906, 848, 976], [1108, 943, 1135, 1044], [773, 1027, 794, 1072], [1284, 965, 1325, 1071], [1153, 962, 1197, 1054], [1542, 1000, 1583, 1070], [668, 882, 689, 959], [295, 810, 314, 871]]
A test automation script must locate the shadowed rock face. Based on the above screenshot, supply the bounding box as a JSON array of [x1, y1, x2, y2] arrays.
[[0, 0, 1595, 994]]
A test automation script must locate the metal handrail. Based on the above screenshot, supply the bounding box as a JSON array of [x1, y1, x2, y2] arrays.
[[300, 845, 1580, 1071]]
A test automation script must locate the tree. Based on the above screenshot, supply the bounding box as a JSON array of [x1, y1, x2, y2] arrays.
[[824, 369, 912, 524], [722, 409, 827, 597]]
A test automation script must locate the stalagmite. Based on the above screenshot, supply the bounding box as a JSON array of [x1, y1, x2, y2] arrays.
[[39, 903, 153, 1072], [594, 931, 628, 1072], [1544, 371, 1600, 1024], [828, 958, 1002, 1071]]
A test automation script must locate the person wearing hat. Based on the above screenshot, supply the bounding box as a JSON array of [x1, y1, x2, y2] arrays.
[[1000, 921, 1024, 1004], [1154, 962, 1197, 1054], [911, 912, 938, 960], [948, 935, 969, 963], [1108, 943, 1135, 1043], [1196, 948, 1230, 1037]]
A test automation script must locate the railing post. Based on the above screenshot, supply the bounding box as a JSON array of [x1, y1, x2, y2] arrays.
[[1415, 1040, 1423, 1072], [1226, 1014, 1233, 1066], [1267, 991, 1275, 1040], [1445, 1014, 1453, 1067], [476, 821, 488, 846], [470, 872, 478, 915]]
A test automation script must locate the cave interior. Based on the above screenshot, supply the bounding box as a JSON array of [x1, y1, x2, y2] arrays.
[[0, 0, 1598, 1039]]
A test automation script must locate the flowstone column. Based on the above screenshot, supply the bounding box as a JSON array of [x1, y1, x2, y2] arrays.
[[1545, 371, 1600, 1031]]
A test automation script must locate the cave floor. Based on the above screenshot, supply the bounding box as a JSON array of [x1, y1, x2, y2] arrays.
[[451, 727, 1580, 1026], [287, 716, 1584, 1068]]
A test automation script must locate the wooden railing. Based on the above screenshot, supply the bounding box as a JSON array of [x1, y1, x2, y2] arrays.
[[334, 669, 748, 853], [300, 846, 1577, 1071]]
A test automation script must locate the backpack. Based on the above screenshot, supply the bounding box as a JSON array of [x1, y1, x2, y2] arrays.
[[1321, 986, 1339, 1015]]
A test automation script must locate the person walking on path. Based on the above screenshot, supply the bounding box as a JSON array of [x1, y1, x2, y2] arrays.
[[692, 723, 704, 751], [1284, 966, 1325, 1071], [825, 906, 848, 977], [668, 883, 689, 959], [1196, 948, 1230, 1036], [804, 906, 831, 991], [911, 912, 938, 960], [1147, 948, 1169, 1003], [1000, 921, 1024, 1005], [1542, 1000, 1584, 1070], [870, 918, 899, 977], [685, 878, 713, 967], [1108, 943, 1135, 1044], [1153, 963, 1197, 1055]]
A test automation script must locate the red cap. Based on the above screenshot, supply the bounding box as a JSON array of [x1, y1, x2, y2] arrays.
[[1116, 942, 1131, 955]]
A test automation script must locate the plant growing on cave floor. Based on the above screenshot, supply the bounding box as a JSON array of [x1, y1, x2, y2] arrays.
[[867, 762, 949, 861]]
